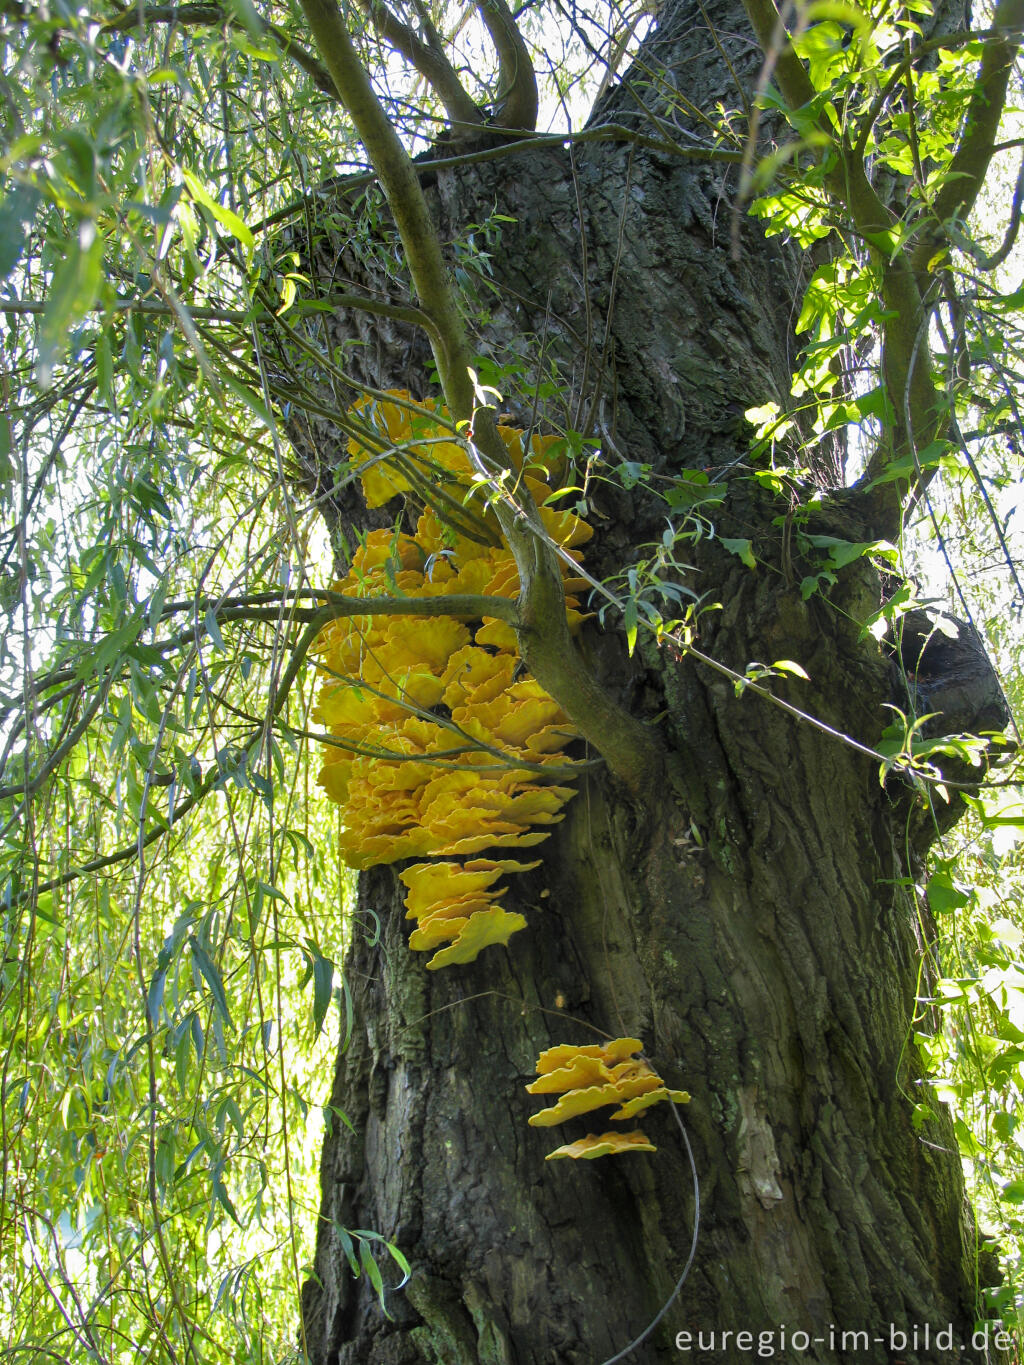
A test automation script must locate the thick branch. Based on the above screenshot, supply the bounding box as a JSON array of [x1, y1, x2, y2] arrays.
[[102, 3, 338, 97], [740, 0, 815, 112], [297, 0, 477, 418], [742, 0, 896, 246], [476, 0, 538, 129], [254, 122, 745, 235], [0, 592, 517, 724], [468, 410, 664, 796], [742, 0, 942, 534], [356, 0, 484, 129], [970, 145, 1024, 270], [147, 594, 521, 674], [922, 0, 1024, 244]]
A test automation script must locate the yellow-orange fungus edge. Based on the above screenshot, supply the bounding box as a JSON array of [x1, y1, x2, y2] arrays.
[[314, 393, 589, 973], [424, 906, 528, 969], [545, 1131, 657, 1160], [527, 1038, 689, 1157]]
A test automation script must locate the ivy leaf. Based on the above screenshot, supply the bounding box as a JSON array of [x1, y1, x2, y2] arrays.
[[721, 537, 756, 569], [802, 534, 897, 570], [926, 871, 970, 916]]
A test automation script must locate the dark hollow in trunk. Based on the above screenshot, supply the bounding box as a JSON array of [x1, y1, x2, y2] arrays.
[[285, 1, 1006, 1358]]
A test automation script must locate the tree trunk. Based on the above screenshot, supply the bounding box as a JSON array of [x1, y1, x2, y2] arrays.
[[289, 1, 1003, 1359]]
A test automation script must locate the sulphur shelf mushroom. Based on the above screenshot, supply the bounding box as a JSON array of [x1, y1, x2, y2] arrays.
[[527, 1038, 690, 1157], [312, 393, 589, 965], [545, 1131, 657, 1160]]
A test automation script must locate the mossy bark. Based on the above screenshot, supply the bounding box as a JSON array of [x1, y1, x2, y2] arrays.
[[286, 0, 1003, 1358], [300, 699, 995, 1363]]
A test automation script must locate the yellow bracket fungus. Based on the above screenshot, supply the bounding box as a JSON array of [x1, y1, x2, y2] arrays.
[[314, 392, 589, 966], [545, 1132, 657, 1160], [527, 1038, 690, 1158], [312, 394, 690, 1162]]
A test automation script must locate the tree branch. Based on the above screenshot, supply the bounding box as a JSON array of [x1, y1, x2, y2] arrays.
[[475, 0, 538, 129], [467, 410, 665, 796], [919, 0, 1024, 252], [0, 297, 246, 323], [968, 144, 1024, 271], [741, 0, 942, 535], [740, 0, 815, 112], [253, 122, 744, 236], [353, 0, 483, 129], [101, 2, 339, 97], [4, 584, 524, 896], [297, 0, 477, 417]]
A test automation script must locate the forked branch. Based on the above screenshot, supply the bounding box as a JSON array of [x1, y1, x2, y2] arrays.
[[911, 0, 1024, 273], [355, 0, 485, 129], [295, 0, 664, 793], [475, 0, 538, 128], [741, 0, 1022, 535]]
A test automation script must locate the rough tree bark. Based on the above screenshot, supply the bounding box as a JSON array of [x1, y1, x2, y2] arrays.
[[286, 0, 1008, 1359]]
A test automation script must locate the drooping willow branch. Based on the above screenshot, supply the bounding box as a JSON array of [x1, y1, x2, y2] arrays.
[[0, 591, 521, 810], [101, 2, 339, 97], [741, 0, 1023, 536], [2, 587, 526, 900]]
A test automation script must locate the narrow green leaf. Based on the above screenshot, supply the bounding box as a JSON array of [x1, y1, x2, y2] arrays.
[[623, 597, 638, 656], [190, 939, 232, 1025], [210, 1164, 241, 1225], [37, 222, 104, 386], [182, 170, 255, 253], [311, 950, 335, 1039], [205, 609, 225, 652], [147, 967, 166, 1026], [771, 659, 809, 680], [0, 184, 40, 278], [334, 1224, 360, 1276], [360, 1240, 390, 1317]]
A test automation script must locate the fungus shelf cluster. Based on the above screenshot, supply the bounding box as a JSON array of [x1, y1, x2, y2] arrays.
[[312, 391, 590, 967], [528, 1038, 690, 1159], [313, 392, 687, 1156]]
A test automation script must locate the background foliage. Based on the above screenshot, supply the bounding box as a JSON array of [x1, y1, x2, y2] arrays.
[[3, 0, 1024, 1357]]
